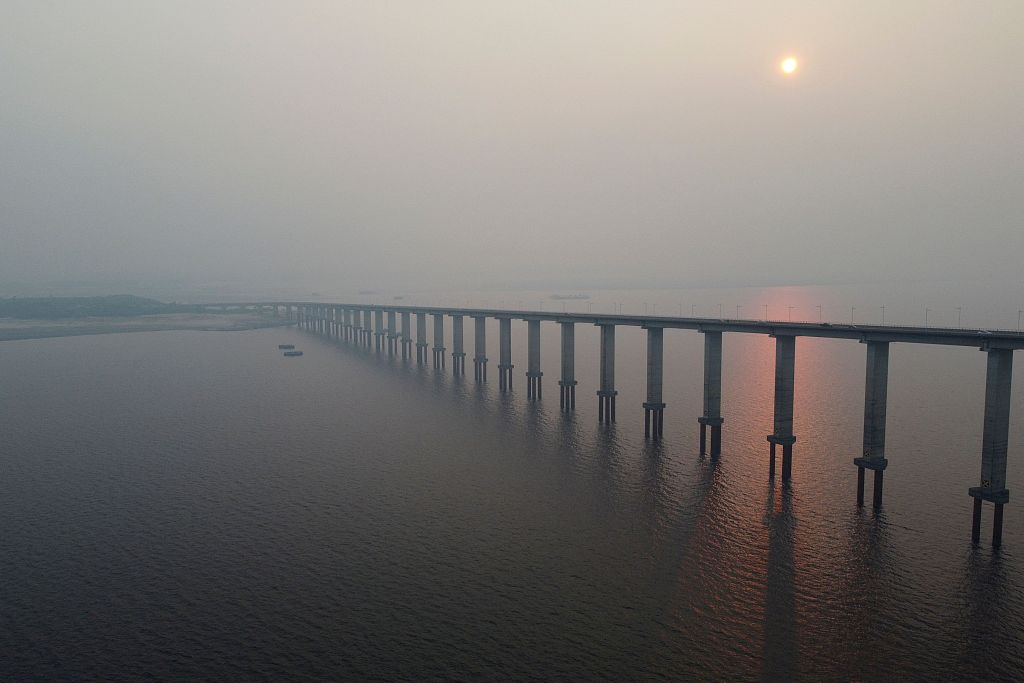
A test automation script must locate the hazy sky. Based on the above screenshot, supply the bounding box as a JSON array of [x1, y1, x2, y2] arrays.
[[2, 1, 1022, 292]]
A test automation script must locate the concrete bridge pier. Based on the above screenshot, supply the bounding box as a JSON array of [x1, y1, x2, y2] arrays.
[[400, 312, 412, 358], [452, 315, 466, 375], [970, 348, 1013, 546], [351, 309, 362, 341], [415, 313, 428, 363], [644, 327, 665, 438], [854, 341, 890, 508], [362, 310, 373, 346], [559, 322, 577, 411], [432, 314, 446, 368], [387, 311, 398, 355], [498, 317, 514, 391], [344, 309, 354, 341], [526, 319, 543, 400], [767, 335, 796, 481], [374, 310, 386, 352], [473, 316, 488, 382], [698, 331, 724, 455], [597, 324, 617, 423]]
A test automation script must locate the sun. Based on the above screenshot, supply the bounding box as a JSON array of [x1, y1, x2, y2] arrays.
[[780, 56, 798, 75]]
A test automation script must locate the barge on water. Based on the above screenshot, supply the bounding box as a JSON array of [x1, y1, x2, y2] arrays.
[[283, 350, 303, 357]]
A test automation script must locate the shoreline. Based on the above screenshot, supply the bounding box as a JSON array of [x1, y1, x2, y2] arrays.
[[0, 314, 295, 343]]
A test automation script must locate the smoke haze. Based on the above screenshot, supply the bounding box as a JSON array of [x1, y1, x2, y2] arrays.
[[2, 1, 1022, 293]]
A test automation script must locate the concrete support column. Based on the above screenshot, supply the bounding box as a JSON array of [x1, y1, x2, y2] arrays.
[[854, 341, 890, 508], [498, 317, 514, 391], [644, 327, 665, 438], [332, 307, 339, 338], [415, 313, 428, 364], [374, 310, 385, 352], [451, 315, 466, 375], [698, 331, 724, 455], [526, 319, 543, 400], [353, 309, 364, 343], [969, 348, 1013, 547], [387, 311, 398, 355], [432, 314, 446, 368], [473, 316, 488, 382], [344, 309, 353, 341], [767, 335, 797, 481], [362, 310, 373, 346], [559, 322, 577, 411], [400, 312, 412, 358], [597, 324, 617, 423]]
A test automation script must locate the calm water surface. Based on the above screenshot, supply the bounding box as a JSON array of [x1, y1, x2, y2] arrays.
[[2, 286, 1023, 680]]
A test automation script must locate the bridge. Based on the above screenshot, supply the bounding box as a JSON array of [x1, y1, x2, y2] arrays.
[[212, 301, 1022, 548]]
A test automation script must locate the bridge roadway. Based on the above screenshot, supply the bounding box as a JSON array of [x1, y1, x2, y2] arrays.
[[219, 301, 1024, 349], [220, 301, 1022, 547]]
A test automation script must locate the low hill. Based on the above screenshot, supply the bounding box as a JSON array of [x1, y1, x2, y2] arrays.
[[0, 295, 188, 319]]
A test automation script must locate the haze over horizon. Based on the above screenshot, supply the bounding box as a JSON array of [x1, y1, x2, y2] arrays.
[[2, 1, 1022, 294]]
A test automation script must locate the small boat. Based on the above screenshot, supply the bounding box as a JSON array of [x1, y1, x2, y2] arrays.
[[283, 350, 304, 357], [278, 344, 295, 350]]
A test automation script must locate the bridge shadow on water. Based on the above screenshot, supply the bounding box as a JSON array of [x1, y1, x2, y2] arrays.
[[763, 485, 797, 681]]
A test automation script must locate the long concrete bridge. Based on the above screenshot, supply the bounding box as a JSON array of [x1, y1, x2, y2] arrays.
[[216, 301, 1021, 547]]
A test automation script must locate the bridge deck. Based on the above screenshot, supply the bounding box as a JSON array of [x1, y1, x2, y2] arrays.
[[234, 302, 1024, 350]]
